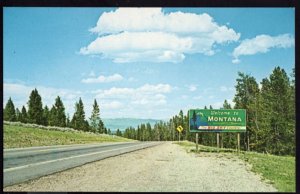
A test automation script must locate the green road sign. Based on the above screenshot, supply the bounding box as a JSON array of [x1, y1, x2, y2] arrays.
[[188, 109, 246, 133]]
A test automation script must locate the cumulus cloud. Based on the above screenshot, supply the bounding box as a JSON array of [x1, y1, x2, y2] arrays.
[[93, 83, 172, 106], [4, 82, 174, 119], [81, 73, 123, 83], [4, 83, 82, 115], [80, 8, 240, 63], [101, 101, 124, 109], [232, 34, 294, 63]]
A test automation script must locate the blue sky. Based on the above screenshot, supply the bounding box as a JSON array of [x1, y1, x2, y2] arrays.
[[4, 8, 295, 119]]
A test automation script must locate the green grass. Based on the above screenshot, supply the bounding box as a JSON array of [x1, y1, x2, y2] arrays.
[[4, 124, 133, 149], [175, 140, 295, 192], [239, 151, 295, 192]]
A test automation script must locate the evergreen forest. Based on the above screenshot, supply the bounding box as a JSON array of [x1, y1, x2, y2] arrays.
[[4, 66, 295, 156]]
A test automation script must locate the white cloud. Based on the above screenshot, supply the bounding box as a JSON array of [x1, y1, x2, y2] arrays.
[[232, 58, 240, 64], [93, 83, 172, 107], [101, 101, 124, 109], [3, 82, 175, 119], [80, 8, 240, 63], [138, 83, 172, 93], [132, 94, 166, 106], [188, 85, 197, 92], [81, 73, 123, 83], [4, 83, 82, 116], [232, 34, 294, 63]]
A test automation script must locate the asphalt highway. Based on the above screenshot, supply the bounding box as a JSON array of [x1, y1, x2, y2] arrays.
[[4, 141, 162, 187]]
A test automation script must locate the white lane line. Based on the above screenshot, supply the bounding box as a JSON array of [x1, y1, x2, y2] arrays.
[[4, 143, 119, 156], [4, 141, 134, 152], [4, 142, 158, 172]]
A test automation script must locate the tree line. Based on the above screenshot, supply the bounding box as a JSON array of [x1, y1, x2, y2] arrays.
[[4, 89, 111, 134], [4, 66, 295, 156], [120, 66, 295, 156]]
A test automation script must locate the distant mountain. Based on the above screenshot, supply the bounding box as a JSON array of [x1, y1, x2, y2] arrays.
[[102, 118, 163, 132]]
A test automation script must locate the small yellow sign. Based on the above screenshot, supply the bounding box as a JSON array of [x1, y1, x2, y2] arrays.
[[176, 125, 183, 133]]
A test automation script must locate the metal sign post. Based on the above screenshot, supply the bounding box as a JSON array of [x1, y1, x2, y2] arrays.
[[176, 126, 183, 142]]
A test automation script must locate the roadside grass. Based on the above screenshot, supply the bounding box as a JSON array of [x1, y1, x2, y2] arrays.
[[4, 123, 133, 149], [174, 141, 234, 153], [175, 140, 295, 192], [239, 151, 295, 192]]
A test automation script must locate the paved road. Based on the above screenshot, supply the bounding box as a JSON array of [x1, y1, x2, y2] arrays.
[[4, 141, 162, 187]]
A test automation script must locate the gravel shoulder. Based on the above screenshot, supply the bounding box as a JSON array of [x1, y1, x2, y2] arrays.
[[4, 141, 277, 192]]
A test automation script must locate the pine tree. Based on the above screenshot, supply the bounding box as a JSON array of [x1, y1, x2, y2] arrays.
[[49, 106, 57, 126], [42, 105, 49, 126], [20, 106, 28, 123], [261, 67, 294, 155], [4, 97, 16, 121], [15, 108, 21, 122], [71, 98, 87, 131], [98, 120, 105, 133], [90, 99, 100, 133], [84, 120, 91, 131], [49, 96, 66, 127], [66, 114, 71, 128], [223, 100, 232, 109], [233, 72, 260, 151], [104, 127, 108, 134], [116, 129, 122, 136], [27, 89, 43, 124], [54, 96, 66, 127]]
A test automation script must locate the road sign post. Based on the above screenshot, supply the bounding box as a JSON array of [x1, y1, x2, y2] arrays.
[[217, 133, 220, 152], [176, 126, 183, 142], [237, 133, 240, 154], [196, 133, 199, 153]]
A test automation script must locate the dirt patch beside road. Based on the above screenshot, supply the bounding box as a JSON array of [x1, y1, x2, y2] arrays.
[[4, 142, 276, 192]]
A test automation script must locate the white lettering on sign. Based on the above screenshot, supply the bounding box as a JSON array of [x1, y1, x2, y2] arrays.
[[208, 116, 242, 122]]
